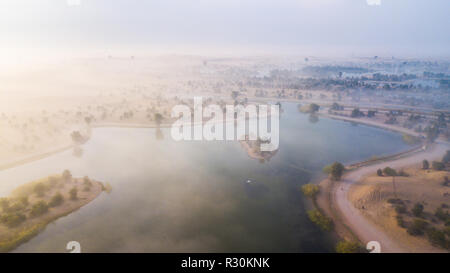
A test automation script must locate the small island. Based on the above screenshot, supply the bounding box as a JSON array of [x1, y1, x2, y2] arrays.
[[0, 170, 109, 252], [240, 137, 278, 162]]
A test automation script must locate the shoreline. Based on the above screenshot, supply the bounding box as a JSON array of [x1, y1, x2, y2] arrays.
[[0, 176, 106, 252], [315, 136, 449, 252], [0, 113, 272, 172]]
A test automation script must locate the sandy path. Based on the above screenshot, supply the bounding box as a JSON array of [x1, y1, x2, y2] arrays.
[[334, 142, 449, 253]]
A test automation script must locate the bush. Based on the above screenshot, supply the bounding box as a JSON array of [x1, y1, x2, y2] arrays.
[[407, 219, 428, 236], [301, 184, 320, 199], [387, 198, 403, 205], [383, 167, 397, 177], [396, 215, 405, 228], [435, 207, 449, 222], [444, 227, 450, 237], [307, 209, 333, 232], [49, 193, 64, 207], [69, 187, 78, 200], [0, 198, 10, 212], [442, 150, 450, 164], [62, 170, 72, 182], [432, 161, 445, 171], [0, 212, 26, 228], [377, 169, 383, 176], [412, 203, 424, 217], [422, 160, 429, 170], [335, 241, 360, 253], [324, 162, 345, 181], [33, 183, 47, 197], [30, 201, 49, 217], [395, 205, 407, 214], [19, 196, 29, 207], [83, 176, 92, 187], [426, 228, 448, 249]]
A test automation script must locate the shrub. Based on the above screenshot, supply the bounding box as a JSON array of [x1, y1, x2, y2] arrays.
[[444, 227, 450, 237], [33, 183, 47, 197], [442, 150, 450, 164], [432, 161, 445, 171], [377, 169, 383, 176], [395, 205, 407, 214], [48, 176, 58, 187], [83, 176, 92, 187], [62, 170, 72, 182], [407, 219, 428, 236], [387, 198, 403, 205], [69, 187, 78, 200], [30, 201, 49, 217], [8, 202, 25, 213], [19, 196, 29, 207], [396, 215, 405, 228], [0, 212, 26, 228], [49, 193, 64, 207], [0, 198, 10, 212], [412, 203, 424, 217], [322, 164, 332, 174], [335, 241, 360, 253], [301, 184, 320, 199], [307, 209, 333, 232], [435, 207, 449, 222], [383, 167, 397, 177], [398, 170, 408, 177], [422, 160, 429, 170], [426, 228, 448, 249]]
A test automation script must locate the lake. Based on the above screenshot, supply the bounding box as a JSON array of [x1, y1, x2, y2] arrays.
[[0, 103, 409, 252]]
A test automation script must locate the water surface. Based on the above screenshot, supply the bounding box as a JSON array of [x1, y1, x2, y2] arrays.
[[0, 103, 409, 252]]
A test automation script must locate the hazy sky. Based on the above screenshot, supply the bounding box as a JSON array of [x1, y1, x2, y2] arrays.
[[1, 0, 449, 57]]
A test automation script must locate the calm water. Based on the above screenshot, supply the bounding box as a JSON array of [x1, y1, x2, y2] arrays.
[[0, 103, 409, 252]]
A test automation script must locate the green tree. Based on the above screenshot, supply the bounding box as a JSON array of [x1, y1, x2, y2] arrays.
[[49, 193, 64, 207], [383, 167, 398, 197], [154, 113, 163, 126], [33, 183, 46, 197], [19, 196, 28, 207], [412, 203, 424, 217], [0, 212, 26, 228], [335, 241, 360, 253], [0, 198, 10, 212], [330, 162, 345, 181], [310, 103, 320, 113], [443, 150, 450, 164], [69, 187, 78, 200], [407, 218, 428, 236], [307, 209, 333, 231], [432, 161, 445, 171], [62, 169, 72, 182], [377, 169, 383, 176], [422, 159, 429, 170], [426, 228, 448, 249], [30, 201, 49, 217], [301, 184, 320, 199]]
